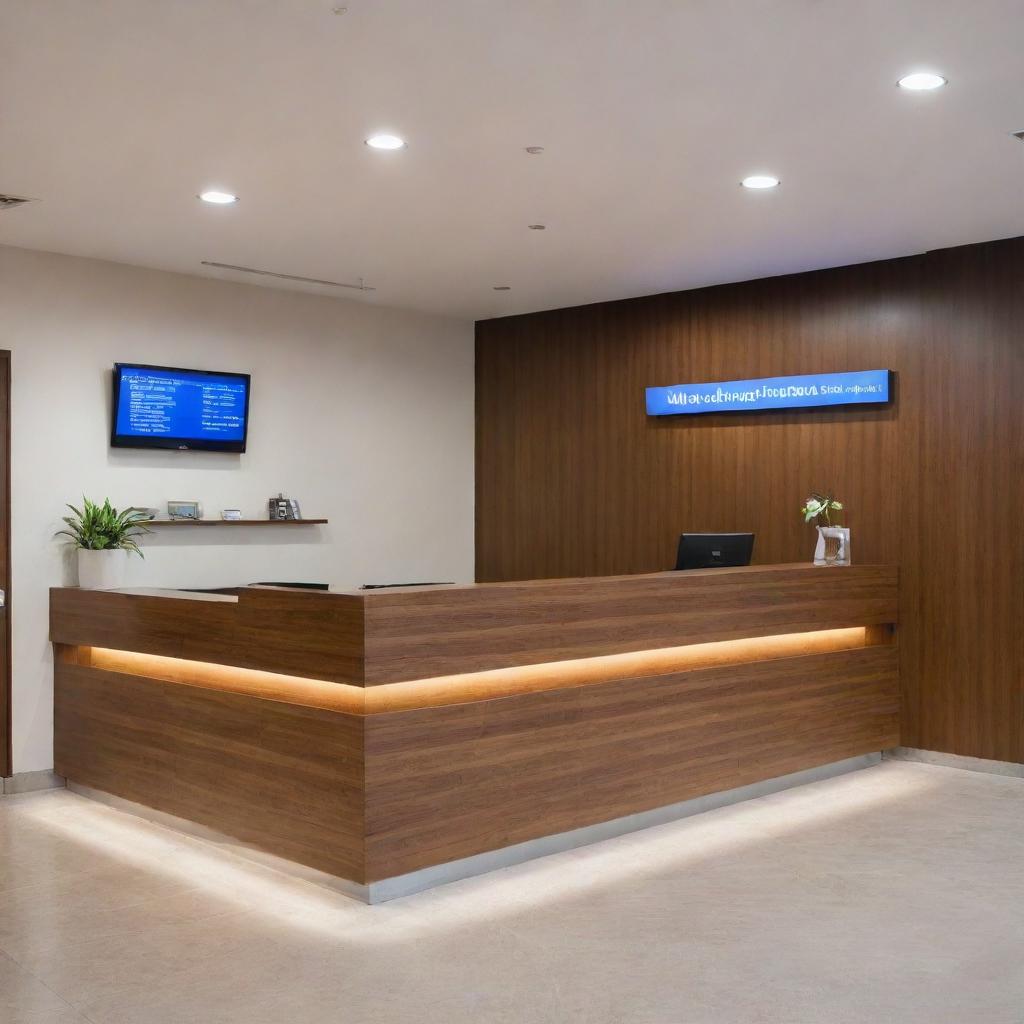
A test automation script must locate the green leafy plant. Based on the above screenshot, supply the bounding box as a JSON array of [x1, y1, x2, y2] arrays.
[[801, 492, 844, 527], [57, 498, 152, 557]]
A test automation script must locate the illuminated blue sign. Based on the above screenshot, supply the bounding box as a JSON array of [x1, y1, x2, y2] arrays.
[[646, 369, 890, 417]]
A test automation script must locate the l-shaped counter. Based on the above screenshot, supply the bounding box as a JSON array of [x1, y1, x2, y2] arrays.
[[50, 563, 899, 901]]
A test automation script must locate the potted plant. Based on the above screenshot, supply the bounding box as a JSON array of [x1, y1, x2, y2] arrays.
[[801, 492, 850, 566], [57, 498, 152, 590]]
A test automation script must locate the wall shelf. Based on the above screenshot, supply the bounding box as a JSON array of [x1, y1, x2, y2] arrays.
[[145, 519, 328, 527]]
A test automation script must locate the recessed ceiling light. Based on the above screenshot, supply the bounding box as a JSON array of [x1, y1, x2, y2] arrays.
[[897, 72, 947, 91], [198, 190, 239, 204], [365, 133, 406, 150], [525, 146, 545, 155], [493, 285, 511, 291], [528, 224, 546, 230], [741, 175, 779, 190]]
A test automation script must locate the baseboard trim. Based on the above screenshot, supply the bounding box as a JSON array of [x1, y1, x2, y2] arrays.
[[70, 753, 881, 904], [884, 747, 1024, 778], [1, 770, 67, 796]]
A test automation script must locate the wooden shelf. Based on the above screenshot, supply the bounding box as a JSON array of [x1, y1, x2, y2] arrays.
[[145, 519, 328, 527]]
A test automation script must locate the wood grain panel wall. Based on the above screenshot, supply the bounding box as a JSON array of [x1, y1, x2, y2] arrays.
[[476, 236, 1024, 765]]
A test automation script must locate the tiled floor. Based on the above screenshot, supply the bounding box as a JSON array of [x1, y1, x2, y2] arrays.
[[1, 761, 1022, 1024]]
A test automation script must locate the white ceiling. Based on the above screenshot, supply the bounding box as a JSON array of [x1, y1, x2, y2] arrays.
[[2, 0, 1023, 321]]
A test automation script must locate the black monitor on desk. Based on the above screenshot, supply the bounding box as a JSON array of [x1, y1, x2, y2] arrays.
[[361, 582, 455, 590], [675, 533, 755, 571], [256, 581, 330, 590]]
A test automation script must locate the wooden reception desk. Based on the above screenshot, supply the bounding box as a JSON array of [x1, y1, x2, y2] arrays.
[[51, 564, 899, 900]]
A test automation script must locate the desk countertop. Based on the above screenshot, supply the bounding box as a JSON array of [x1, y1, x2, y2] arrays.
[[52, 564, 897, 686]]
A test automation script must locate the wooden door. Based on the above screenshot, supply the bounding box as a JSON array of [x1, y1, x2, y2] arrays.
[[0, 352, 10, 777]]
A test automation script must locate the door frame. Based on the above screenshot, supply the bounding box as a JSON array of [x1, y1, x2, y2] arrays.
[[0, 351, 10, 778]]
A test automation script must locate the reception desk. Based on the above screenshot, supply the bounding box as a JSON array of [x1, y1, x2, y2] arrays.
[[51, 564, 899, 900]]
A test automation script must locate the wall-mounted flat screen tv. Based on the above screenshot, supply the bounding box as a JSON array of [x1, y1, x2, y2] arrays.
[[111, 363, 251, 453]]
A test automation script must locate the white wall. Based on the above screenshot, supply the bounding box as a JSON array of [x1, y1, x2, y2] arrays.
[[0, 245, 475, 774]]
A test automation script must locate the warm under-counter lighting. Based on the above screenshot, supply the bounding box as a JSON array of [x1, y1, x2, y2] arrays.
[[82, 625, 874, 715], [741, 175, 780, 190], [897, 72, 947, 91], [365, 133, 406, 150], [198, 190, 239, 204]]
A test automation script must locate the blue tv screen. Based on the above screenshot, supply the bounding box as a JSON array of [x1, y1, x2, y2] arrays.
[[111, 363, 251, 453]]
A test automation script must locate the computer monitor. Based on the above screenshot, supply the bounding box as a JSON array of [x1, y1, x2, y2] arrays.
[[360, 582, 455, 590], [255, 581, 330, 590], [674, 533, 755, 571]]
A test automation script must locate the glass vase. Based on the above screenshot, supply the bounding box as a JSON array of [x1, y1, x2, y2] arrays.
[[814, 526, 850, 566]]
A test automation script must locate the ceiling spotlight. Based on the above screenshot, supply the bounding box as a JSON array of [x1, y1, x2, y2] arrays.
[[525, 146, 545, 155], [366, 133, 406, 150], [493, 285, 511, 291], [897, 72, 947, 91], [528, 224, 546, 230], [741, 175, 780, 190], [198, 190, 239, 204]]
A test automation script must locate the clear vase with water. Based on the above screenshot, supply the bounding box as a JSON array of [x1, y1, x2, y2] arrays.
[[814, 526, 850, 566]]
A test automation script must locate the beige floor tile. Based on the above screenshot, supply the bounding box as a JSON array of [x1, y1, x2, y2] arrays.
[[1, 762, 1022, 1024], [0, 950, 90, 1024]]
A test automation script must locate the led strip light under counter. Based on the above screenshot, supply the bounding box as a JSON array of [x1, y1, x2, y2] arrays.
[[65, 625, 884, 716]]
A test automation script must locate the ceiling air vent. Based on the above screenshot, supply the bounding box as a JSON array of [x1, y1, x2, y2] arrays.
[[0, 194, 35, 211], [200, 261, 375, 292]]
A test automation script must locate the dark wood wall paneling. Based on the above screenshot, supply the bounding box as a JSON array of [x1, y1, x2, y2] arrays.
[[475, 236, 1024, 765]]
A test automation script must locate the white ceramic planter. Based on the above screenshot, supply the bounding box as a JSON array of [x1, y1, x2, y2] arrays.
[[77, 548, 128, 590]]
